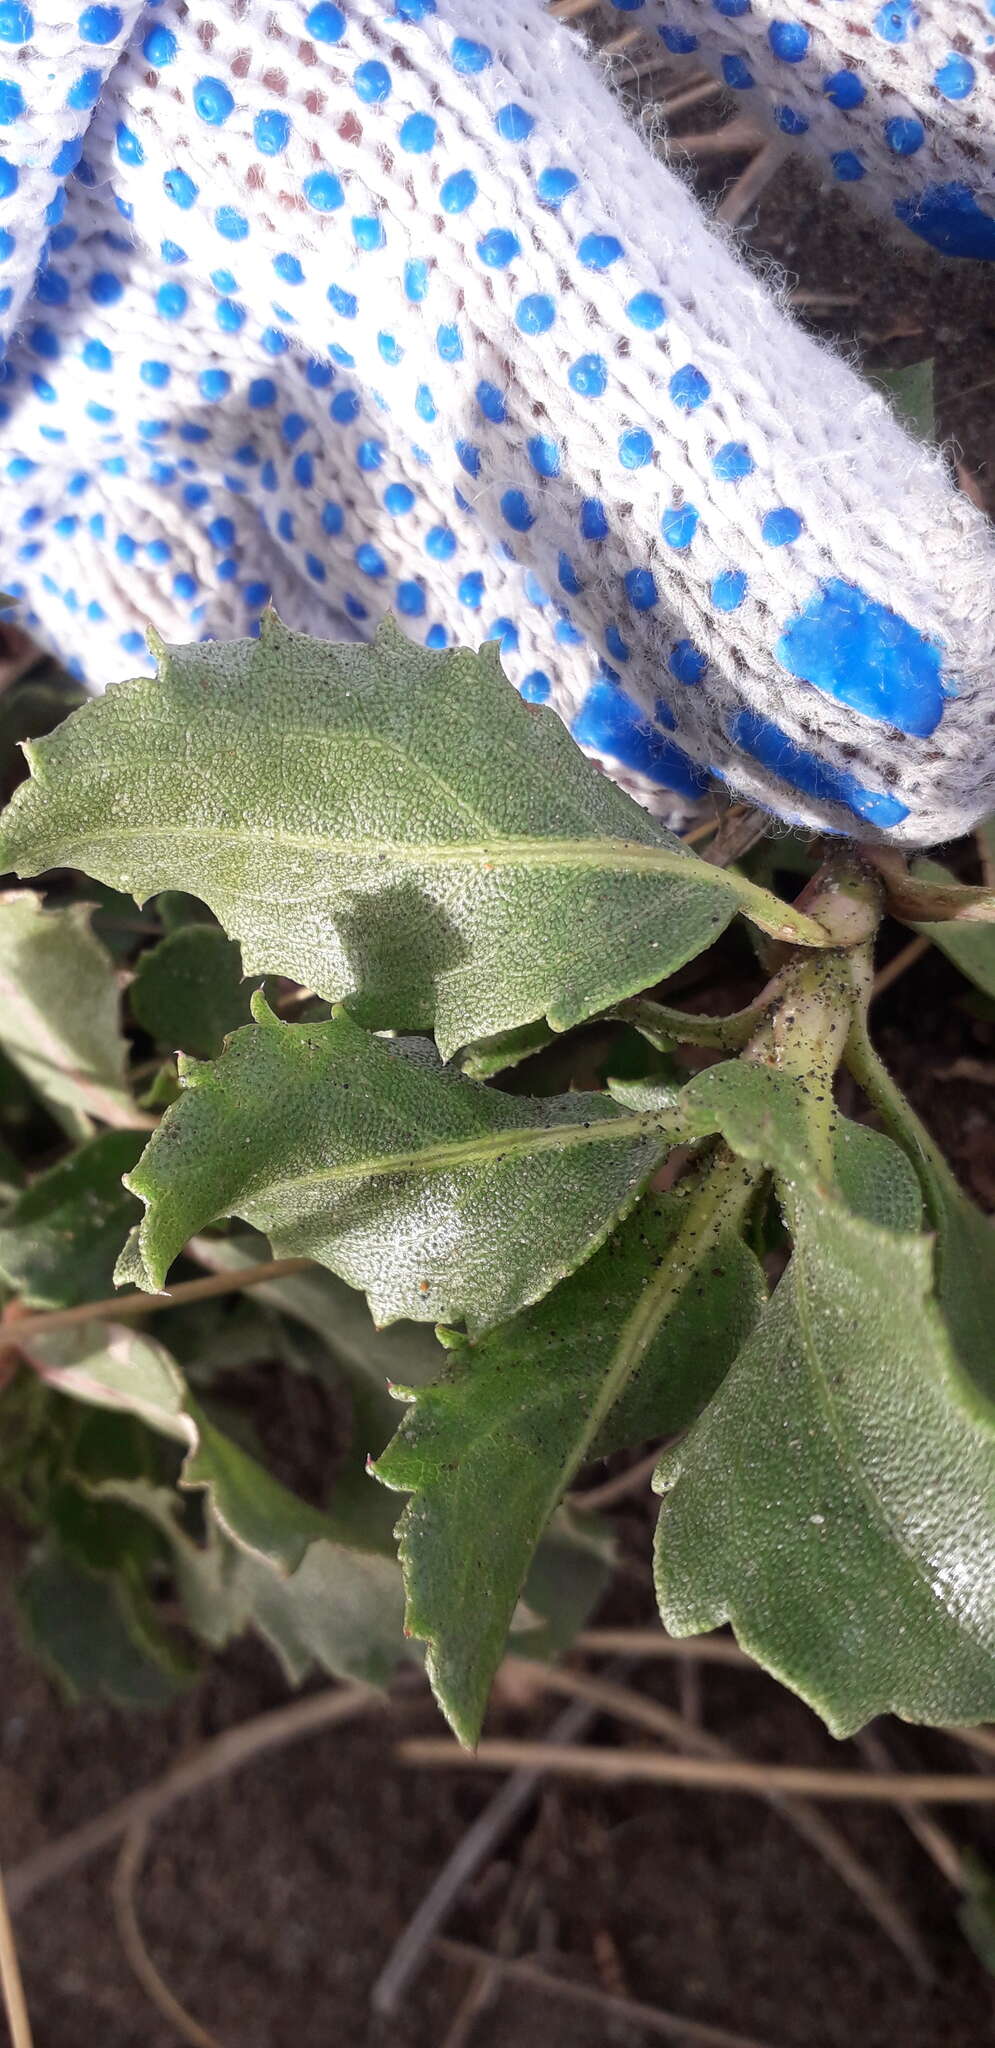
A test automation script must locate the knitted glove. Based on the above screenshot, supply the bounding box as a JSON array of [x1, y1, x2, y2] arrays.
[[0, 2, 145, 336], [0, 0, 992, 849], [631, 0, 995, 261]]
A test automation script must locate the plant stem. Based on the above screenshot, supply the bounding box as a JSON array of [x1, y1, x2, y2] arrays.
[[575, 1628, 749, 1664], [398, 1740, 995, 1804], [844, 1017, 947, 1208], [0, 1863, 32, 2048], [617, 993, 766, 1052], [793, 849, 881, 948], [865, 847, 995, 924], [5, 1254, 314, 1342], [112, 1823, 223, 2048], [732, 852, 884, 1182], [574, 1151, 762, 1473]]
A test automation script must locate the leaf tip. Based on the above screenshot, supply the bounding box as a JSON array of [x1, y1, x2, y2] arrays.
[[424, 1650, 483, 1751], [249, 987, 280, 1028], [257, 604, 287, 641], [372, 610, 417, 663], [112, 1221, 164, 1296]]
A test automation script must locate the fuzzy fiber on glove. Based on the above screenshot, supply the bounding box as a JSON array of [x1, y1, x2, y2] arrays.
[[640, 0, 995, 262]]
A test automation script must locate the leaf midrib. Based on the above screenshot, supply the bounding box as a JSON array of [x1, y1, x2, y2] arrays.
[[17, 821, 825, 942], [200, 1107, 680, 1204], [26, 818, 717, 879], [531, 1159, 757, 1564], [412, 1156, 758, 1732], [42, 715, 663, 855]]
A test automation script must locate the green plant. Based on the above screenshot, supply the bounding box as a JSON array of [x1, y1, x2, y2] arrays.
[[0, 616, 993, 1745]]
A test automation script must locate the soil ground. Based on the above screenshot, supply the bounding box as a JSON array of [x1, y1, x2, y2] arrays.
[[5, 1460, 995, 2048], [4, 18, 995, 2048]]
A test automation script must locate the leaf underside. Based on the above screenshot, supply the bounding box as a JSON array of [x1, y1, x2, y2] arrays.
[[24, 1320, 407, 1686], [0, 891, 134, 1134]]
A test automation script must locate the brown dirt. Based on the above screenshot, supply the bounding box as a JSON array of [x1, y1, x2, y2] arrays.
[[5, 1507, 995, 2048]]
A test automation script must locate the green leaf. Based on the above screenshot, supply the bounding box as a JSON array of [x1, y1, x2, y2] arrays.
[[48, 1470, 164, 1579], [0, 1128, 144, 1308], [833, 1117, 925, 1232], [654, 1163, 995, 1735], [868, 359, 935, 443], [920, 1167, 995, 1416], [153, 890, 219, 932], [123, 1000, 678, 1331], [601, 1024, 686, 1116], [681, 1061, 821, 1173], [184, 1411, 331, 1566], [0, 617, 828, 1061], [0, 1133, 24, 1205], [604, 1071, 685, 1115], [907, 858, 995, 1002], [18, 1543, 186, 1707], [0, 891, 136, 1135], [130, 924, 254, 1059], [100, 1463, 408, 1687], [376, 1158, 764, 1743], [0, 1045, 51, 1143], [138, 1061, 181, 1111], [846, 1027, 995, 1410], [23, 1320, 405, 1684], [511, 1506, 615, 1666]]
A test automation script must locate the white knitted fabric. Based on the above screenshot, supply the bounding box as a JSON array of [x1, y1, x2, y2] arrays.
[[0, 1, 993, 847], [632, 0, 995, 262]]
